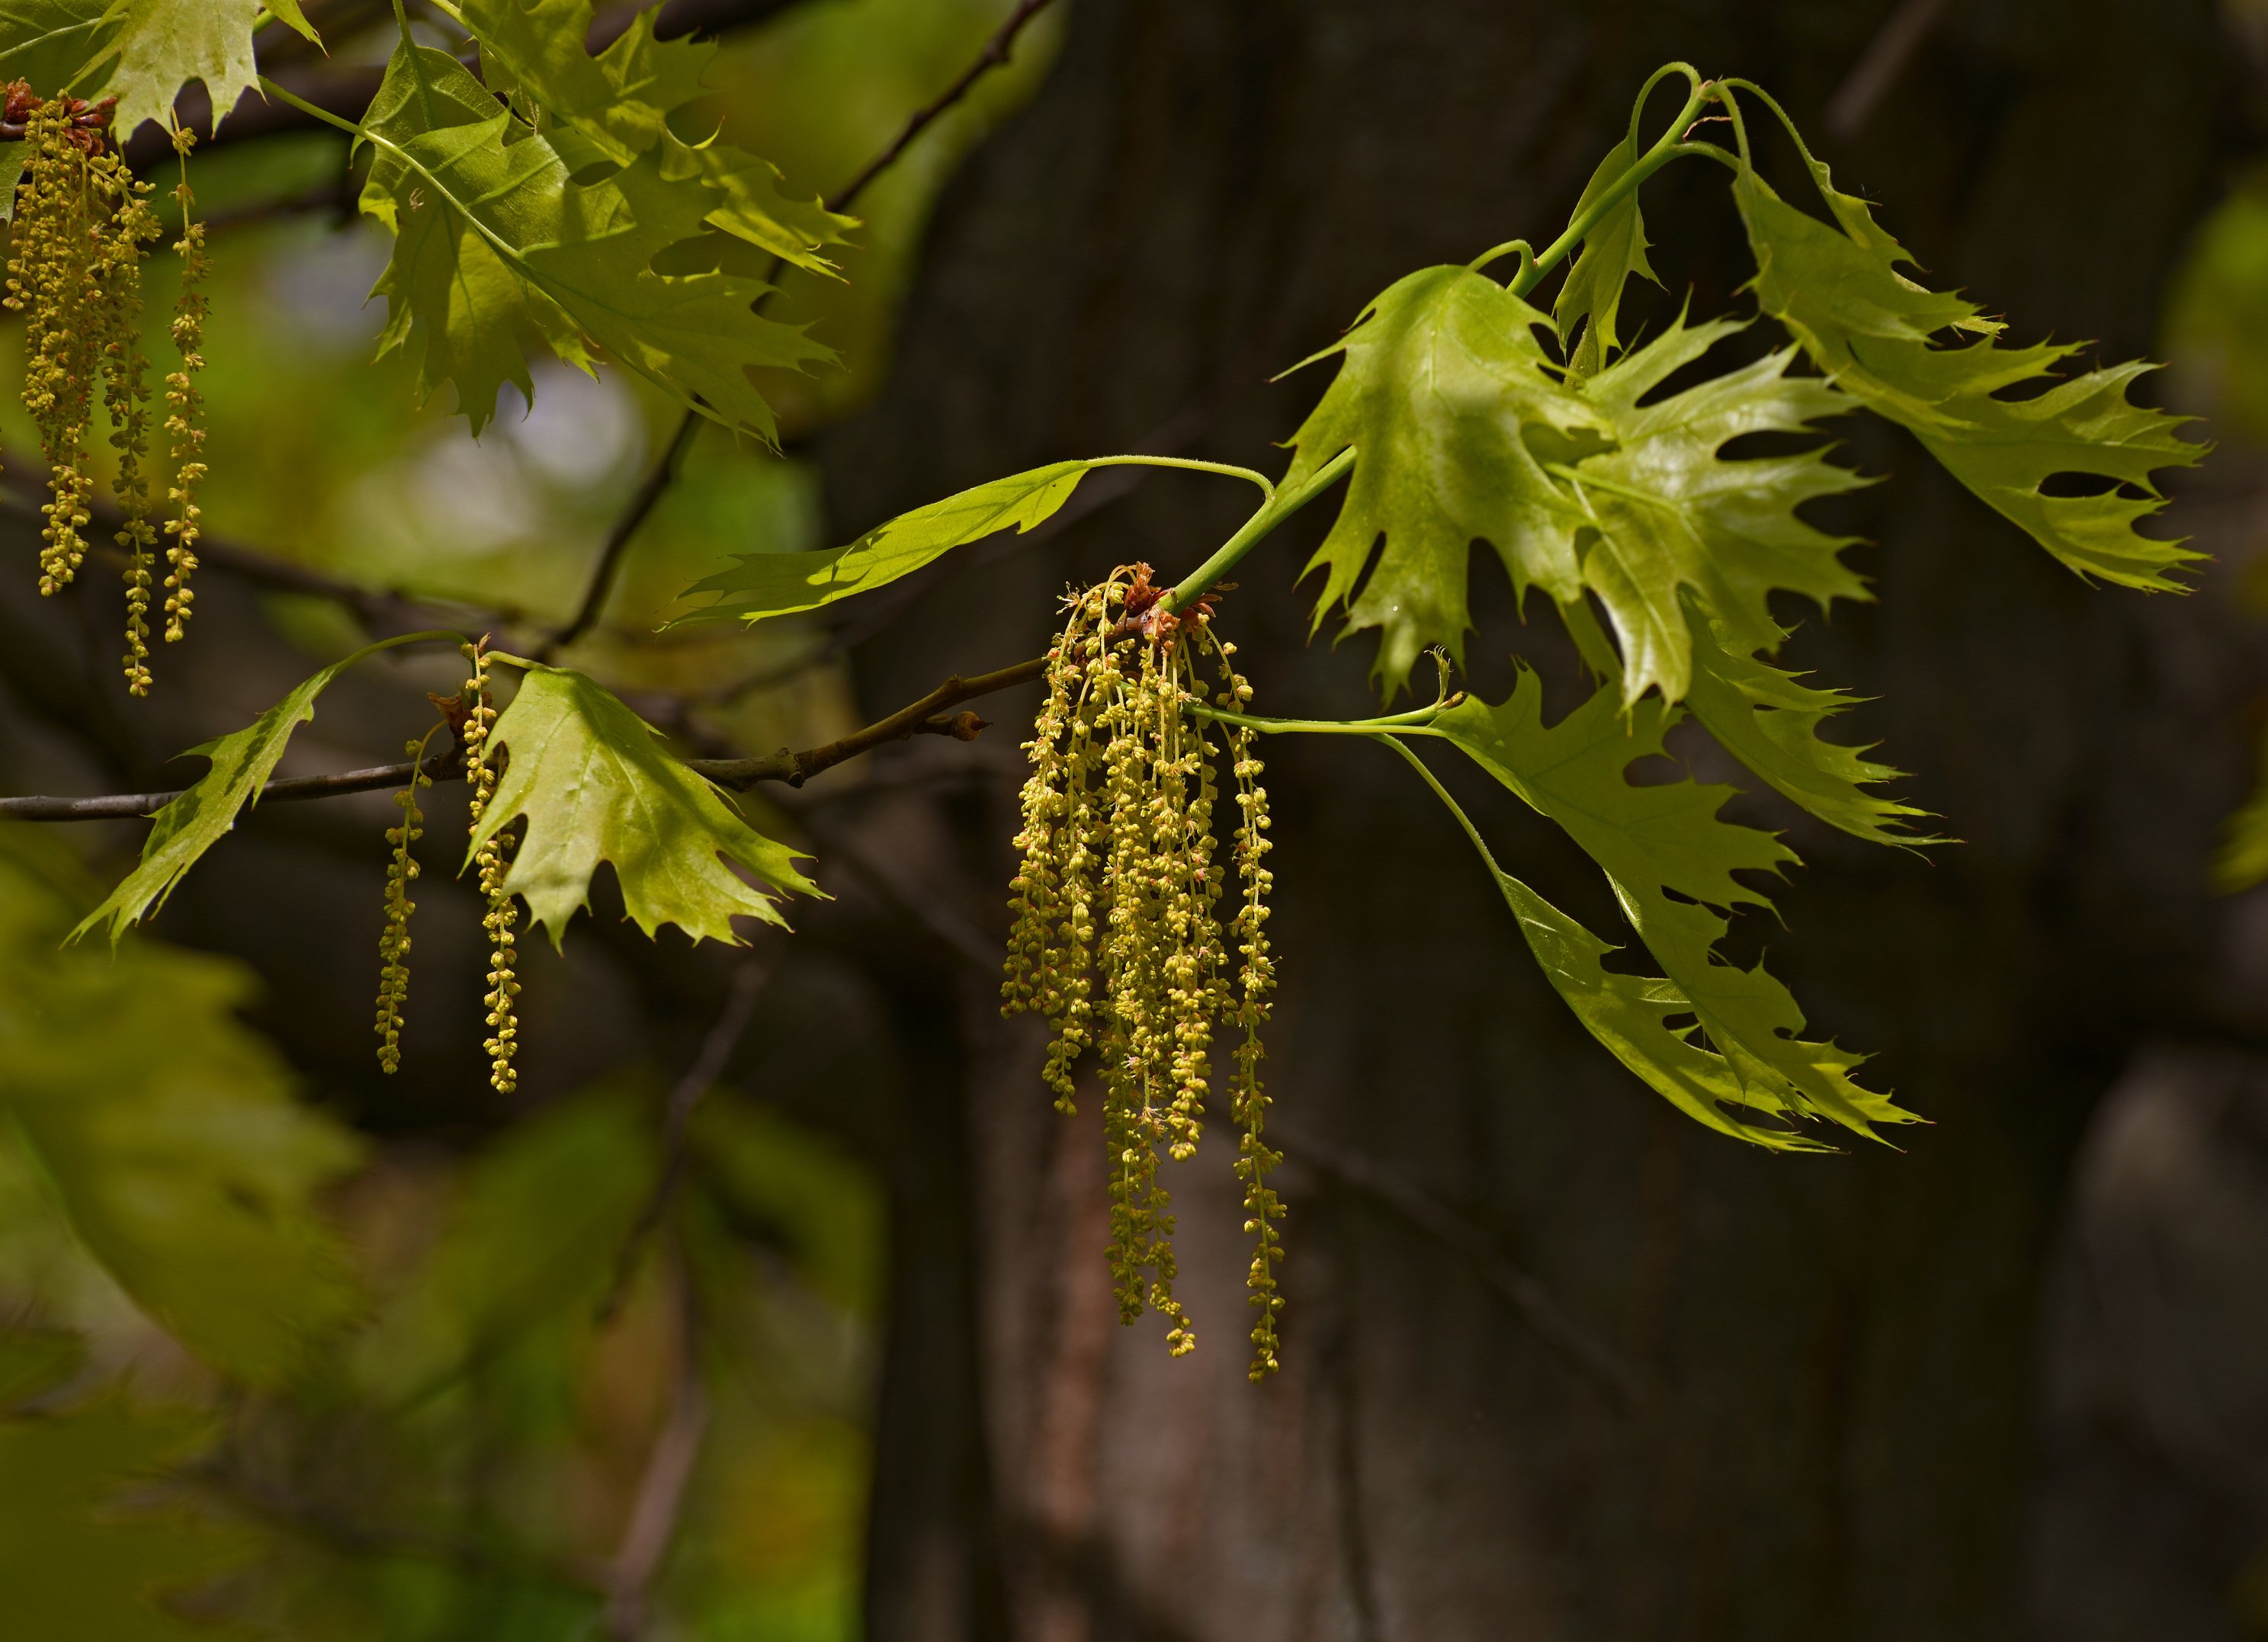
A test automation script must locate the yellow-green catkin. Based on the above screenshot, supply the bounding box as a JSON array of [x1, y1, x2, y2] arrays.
[[462, 642, 521, 1094], [88, 144, 160, 692], [8, 97, 98, 598], [1002, 574, 1280, 1374], [161, 127, 207, 646], [375, 732, 438, 1073]]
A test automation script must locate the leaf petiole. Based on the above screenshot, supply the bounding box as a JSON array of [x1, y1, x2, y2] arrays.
[[1187, 702, 1448, 736], [1165, 446, 1355, 614]]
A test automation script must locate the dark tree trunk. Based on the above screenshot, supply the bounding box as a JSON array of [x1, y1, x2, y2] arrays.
[[816, 2, 2265, 1640]]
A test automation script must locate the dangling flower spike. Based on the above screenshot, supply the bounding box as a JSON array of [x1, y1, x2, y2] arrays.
[[374, 726, 441, 1073], [1003, 569, 1282, 1379], [461, 639, 521, 1095]]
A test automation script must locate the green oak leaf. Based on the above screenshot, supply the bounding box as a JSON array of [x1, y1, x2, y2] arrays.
[[4, 826, 364, 1382], [358, 43, 831, 440], [1284, 265, 1603, 692], [469, 662, 817, 948], [1734, 152, 2205, 590], [70, 632, 452, 946], [1552, 131, 1659, 379], [1684, 618, 1930, 845], [674, 459, 1098, 625], [99, 0, 273, 138], [0, 1400, 247, 1641], [1431, 669, 1915, 1142], [0, 0, 114, 98], [1559, 313, 1869, 704], [457, 0, 850, 274]]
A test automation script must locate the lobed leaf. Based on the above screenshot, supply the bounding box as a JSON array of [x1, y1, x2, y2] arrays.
[[1561, 313, 1869, 703], [1733, 149, 2205, 590], [357, 43, 831, 440], [470, 662, 817, 948], [71, 632, 452, 947], [1288, 276, 1867, 703], [1429, 669, 1917, 1142], [1284, 265, 1600, 691], [674, 459, 1099, 625], [1683, 619, 1931, 846], [459, 0, 849, 274], [1552, 132, 1660, 379]]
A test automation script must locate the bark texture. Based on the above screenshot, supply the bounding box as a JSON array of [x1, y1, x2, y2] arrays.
[[810, 2, 2266, 1639]]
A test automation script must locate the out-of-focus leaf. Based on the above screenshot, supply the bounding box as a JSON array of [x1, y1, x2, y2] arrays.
[[672, 459, 1096, 625], [361, 1086, 654, 1401], [1430, 669, 1916, 1142], [691, 1098, 881, 1314], [357, 43, 831, 440], [70, 631, 451, 946], [0, 0, 113, 95], [0, 1399, 245, 1640], [472, 662, 816, 948], [3, 825, 365, 1382], [0, 1325, 84, 1408], [1552, 132, 1659, 379], [1734, 148, 2205, 590], [1284, 265, 1601, 691]]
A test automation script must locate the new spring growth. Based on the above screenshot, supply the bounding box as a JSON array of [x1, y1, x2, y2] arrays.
[[162, 124, 208, 646], [0, 82, 175, 698], [1002, 567, 1284, 1381], [374, 728, 441, 1074], [461, 640, 521, 1095]]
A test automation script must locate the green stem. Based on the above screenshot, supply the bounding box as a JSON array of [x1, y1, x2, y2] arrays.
[[261, 78, 364, 140], [1084, 454, 1275, 502], [1165, 446, 1355, 614], [1506, 71, 1713, 299], [1370, 733, 1505, 874], [1189, 701, 1446, 736]]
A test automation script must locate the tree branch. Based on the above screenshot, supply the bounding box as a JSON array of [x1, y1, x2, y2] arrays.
[[823, 0, 1059, 214], [1824, 0, 1949, 140], [540, 410, 701, 659], [0, 659, 1041, 821], [599, 954, 775, 1325]]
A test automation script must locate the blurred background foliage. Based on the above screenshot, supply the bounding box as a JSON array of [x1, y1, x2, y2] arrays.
[[0, 0, 1057, 1635]]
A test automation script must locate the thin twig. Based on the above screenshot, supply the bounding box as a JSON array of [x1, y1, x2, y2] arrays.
[[600, 1256, 709, 1642], [1824, 0, 1950, 140], [0, 659, 1041, 821], [823, 0, 1059, 214], [1276, 1121, 1644, 1412], [599, 957, 775, 1324], [541, 411, 701, 659]]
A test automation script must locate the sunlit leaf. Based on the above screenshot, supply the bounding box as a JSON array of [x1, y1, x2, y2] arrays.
[[1284, 265, 1600, 691], [1559, 313, 1868, 703], [357, 43, 832, 440], [0, 1399, 245, 1642], [472, 661, 816, 948], [69, 632, 452, 947], [1734, 150, 2205, 590], [1430, 669, 1916, 1141], [673, 458, 1098, 625], [1684, 620, 1930, 846], [1552, 131, 1659, 379], [458, 0, 849, 274]]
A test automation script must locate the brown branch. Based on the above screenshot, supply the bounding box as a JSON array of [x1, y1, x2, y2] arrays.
[[823, 0, 1059, 214], [0, 659, 1040, 822], [600, 1257, 709, 1642], [599, 955, 776, 1325], [540, 410, 701, 659]]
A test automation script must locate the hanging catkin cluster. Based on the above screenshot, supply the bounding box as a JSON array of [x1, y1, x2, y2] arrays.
[[462, 640, 523, 1095], [1002, 568, 1283, 1381], [2, 86, 210, 693], [374, 730, 439, 1074]]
